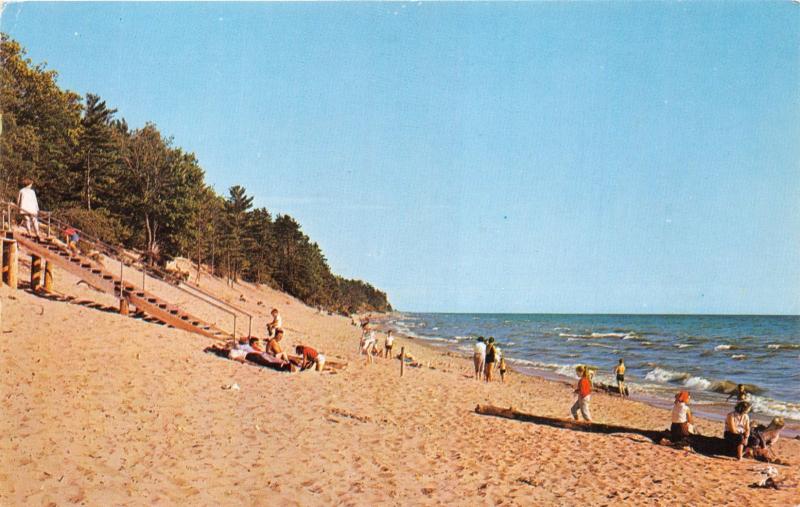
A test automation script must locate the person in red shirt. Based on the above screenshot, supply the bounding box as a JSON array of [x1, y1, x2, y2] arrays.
[[63, 227, 80, 254], [571, 366, 593, 422], [295, 344, 326, 371]]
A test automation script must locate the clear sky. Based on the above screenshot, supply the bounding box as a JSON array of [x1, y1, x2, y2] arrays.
[[3, 2, 799, 314]]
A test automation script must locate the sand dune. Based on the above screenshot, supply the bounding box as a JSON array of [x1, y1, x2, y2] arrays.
[[1, 265, 799, 506]]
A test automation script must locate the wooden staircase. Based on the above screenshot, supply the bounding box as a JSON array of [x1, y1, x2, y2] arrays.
[[15, 234, 233, 341]]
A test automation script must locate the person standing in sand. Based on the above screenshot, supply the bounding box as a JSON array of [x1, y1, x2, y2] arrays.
[[384, 330, 394, 358], [484, 337, 497, 382], [499, 355, 507, 383], [17, 178, 42, 240], [473, 337, 486, 380], [362, 326, 377, 364], [613, 358, 627, 397], [571, 366, 593, 422]]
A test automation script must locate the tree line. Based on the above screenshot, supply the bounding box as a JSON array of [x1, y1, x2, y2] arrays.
[[0, 34, 391, 314]]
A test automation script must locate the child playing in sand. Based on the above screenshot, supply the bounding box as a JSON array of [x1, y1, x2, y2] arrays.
[[613, 358, 627, 397], [296, 344, 326, 371], [571, 366, 593, 422]]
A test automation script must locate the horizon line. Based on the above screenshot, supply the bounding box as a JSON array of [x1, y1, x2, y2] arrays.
[[393, 311, 800, 318]]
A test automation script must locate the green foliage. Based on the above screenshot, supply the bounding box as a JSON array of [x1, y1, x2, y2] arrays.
[[54, 207, 130, 245], [0, 34, 391, 313], [0, 34, 81, 207]]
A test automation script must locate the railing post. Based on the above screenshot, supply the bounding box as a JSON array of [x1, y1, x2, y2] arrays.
[[30, 254, 42, 291], [4, 239, 18, 289], [233, 314, 237, 339], [44, 260, 54, 293], [248, 315, 252, 339]]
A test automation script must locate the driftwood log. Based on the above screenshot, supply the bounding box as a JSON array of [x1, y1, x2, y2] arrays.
[[475, 404, 735, 457], [593, 382, 627, 395]]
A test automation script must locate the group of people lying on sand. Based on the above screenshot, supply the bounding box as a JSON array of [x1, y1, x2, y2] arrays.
[[670, 389, 787, 462], [207, 308, 326, 373], [225, 332, 326, 372]]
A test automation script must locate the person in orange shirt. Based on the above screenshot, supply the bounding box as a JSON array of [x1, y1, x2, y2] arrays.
[[571, 366, 593, 422], [295, 344, 326, 372]]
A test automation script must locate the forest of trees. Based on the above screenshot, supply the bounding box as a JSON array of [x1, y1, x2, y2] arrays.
[[0, 34, 391, 314]]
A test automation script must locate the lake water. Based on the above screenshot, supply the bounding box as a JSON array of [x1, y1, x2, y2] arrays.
[[388, 313, 800, 421]]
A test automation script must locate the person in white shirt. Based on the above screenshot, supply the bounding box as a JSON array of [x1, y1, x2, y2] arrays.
[[266, 308, 282, 337], [473, 337, 486, 380], [384, 330, 395, 358], [724, 401, 751, 460], [17, 178, 41, 240], [362, 327, 377, 364], [670, 391, 694, 446]]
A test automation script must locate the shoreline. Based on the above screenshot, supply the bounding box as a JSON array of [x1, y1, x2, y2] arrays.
[[372, 314, 800, 436]]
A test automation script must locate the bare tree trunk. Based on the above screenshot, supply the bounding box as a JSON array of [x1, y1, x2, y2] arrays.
[[85, 152, 92, 210]]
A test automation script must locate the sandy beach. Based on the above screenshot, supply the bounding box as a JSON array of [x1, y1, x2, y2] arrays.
[[2, 265, 799, 506]]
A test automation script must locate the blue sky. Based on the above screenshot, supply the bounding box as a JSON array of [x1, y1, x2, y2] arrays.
[[4, 2, 799, 314]]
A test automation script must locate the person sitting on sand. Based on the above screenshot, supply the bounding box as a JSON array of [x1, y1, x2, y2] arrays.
[[571, 366, 593, 422], [724, 401, 751, 460], [484, 337, 498, 382], [613, 358, 628, 397], [746, 416, 786, 463], [384, 330, 395, 358], [473, 337, 486, 381], [726, 384, 750, 403], [671, 391, 695, 446], [267, 329, 291, 362], [295, 344, 326, 371], [266, 308, 283, 337]]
